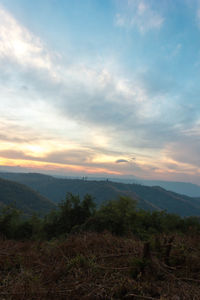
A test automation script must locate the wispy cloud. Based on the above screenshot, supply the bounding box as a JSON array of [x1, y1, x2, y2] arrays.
[[0, 6, 53, 70], [185, 0, 200, 29], [115, 0, 164, 33]]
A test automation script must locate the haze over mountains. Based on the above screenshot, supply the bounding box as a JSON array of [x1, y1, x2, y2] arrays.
[[83, 176, 200, 198], [137, 179, 200, 198], [1, 172, 200, 217]]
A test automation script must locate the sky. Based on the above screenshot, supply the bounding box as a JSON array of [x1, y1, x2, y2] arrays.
[[0, 0, 200, 183]]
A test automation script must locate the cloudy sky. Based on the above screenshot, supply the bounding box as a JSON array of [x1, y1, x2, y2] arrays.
[[0, 0, 200, 183]]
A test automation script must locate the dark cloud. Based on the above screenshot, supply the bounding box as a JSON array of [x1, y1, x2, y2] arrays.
[[0, 134, 29, 143], [138, 69, 178, 97], [0, 131, 46, 143], [44, 149, 95, 165], [115, 159, 129, 163], [0, 150, 38, 161], [0, 148, 94, 166]]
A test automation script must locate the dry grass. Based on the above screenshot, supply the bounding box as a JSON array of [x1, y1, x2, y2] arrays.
[[0, 232, 200, 299]]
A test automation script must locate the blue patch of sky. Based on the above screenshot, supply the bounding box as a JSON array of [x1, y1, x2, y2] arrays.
[[1, 0, 200, 89], [0, 0, 117, 59]]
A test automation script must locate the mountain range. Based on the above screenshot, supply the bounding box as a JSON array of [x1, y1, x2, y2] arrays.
[[0, 172, 200, 216], [54, 175, 200, 198]]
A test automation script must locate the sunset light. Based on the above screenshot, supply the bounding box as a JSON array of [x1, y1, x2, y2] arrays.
[[0, 0, 200, 184]]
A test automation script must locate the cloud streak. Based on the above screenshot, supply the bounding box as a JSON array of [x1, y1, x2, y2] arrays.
[[115, 0, 164, 33]]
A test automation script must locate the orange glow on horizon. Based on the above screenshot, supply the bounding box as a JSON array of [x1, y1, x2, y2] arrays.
[[0, 157, 121, 176]]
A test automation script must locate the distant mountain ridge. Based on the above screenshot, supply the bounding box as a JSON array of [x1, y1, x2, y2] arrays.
[[55, 176, 200, 198], [137, 179, 200, 198], [0, 172, 200, 216], [0, 177, 56, 216], [90, 177, 200, 198]]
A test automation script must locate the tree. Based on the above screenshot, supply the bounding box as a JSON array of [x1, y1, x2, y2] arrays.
[[43, 193, 96, 238], [86, 196, 138, 235], [0, 203, 21, 239]]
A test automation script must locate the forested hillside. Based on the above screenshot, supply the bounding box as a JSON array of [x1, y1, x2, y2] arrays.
[[0, 177, 56, 216], [1, 172, 200, 216]]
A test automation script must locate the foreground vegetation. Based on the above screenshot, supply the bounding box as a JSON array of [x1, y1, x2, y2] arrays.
[[0, 232, 200, 299], [1, 193, 200, 240], [0, 194, 200, 299]]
